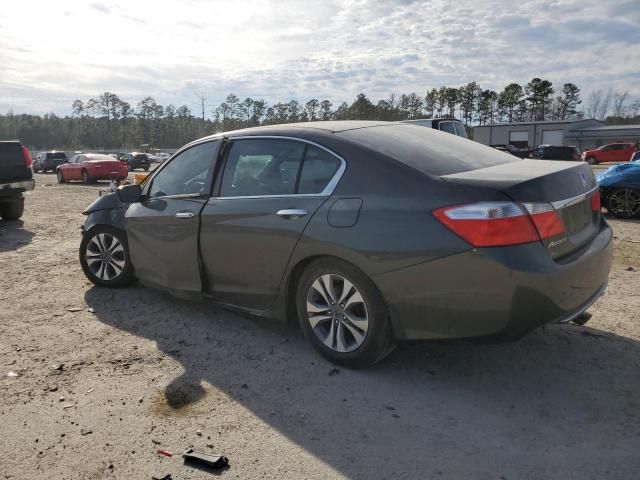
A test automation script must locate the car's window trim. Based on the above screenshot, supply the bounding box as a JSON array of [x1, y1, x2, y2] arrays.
[[213, 136, 346, 199], [142, 139, 221, 200]]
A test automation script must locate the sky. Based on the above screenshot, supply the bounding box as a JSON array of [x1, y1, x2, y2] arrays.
[[1, 0, 639, 116]]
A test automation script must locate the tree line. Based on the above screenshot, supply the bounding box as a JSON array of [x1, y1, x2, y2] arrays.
[[1, 77, 638, 150]]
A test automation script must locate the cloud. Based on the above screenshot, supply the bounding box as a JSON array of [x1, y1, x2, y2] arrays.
[[90, 2, 114, 14], [0, 0, 638, 115]]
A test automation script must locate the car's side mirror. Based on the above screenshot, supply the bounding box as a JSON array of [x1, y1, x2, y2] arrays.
[[117, 184, 141, 203]]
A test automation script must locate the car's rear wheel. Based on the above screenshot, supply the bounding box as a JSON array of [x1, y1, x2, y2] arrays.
[[79, 226, 134, 288], [57, 170, 65, 184], [586, 156, 597, 165], [607, 188, 640, 219], [0, 196, 24, 220], [143, 166, 149, 172], [81, 169, 90, 184], [296, 258, 395, 368]]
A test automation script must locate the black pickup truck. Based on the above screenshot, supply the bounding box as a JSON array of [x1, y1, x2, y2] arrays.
[[0, 141, 34, 220]]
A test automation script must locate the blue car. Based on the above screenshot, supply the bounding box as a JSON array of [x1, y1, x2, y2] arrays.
[[597, 151, 640, 218]]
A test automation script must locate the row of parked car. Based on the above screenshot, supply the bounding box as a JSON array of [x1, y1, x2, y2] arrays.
[[30, 150, 175, 183], [493, 142, 639, 164], [31, 150, 172, 175]]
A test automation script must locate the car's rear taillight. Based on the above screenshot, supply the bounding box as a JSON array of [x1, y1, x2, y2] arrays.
[[22, 146, 32, 169], [591, 191, 601, 212], [433, 201, 565, 248], [521, 203, 565, 238]]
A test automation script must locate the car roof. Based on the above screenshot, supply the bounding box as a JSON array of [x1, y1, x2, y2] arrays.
[[189, 120, 516, 177]]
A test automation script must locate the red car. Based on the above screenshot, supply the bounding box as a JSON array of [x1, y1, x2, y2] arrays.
[[56, 154, 128, 184], [581, 143, 637, 164]]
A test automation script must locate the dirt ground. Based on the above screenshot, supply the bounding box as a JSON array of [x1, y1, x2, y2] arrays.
[[1, 171, 639, 480]]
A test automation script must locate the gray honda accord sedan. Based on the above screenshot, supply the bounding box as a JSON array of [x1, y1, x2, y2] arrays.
[[79, 121, 612, 367]]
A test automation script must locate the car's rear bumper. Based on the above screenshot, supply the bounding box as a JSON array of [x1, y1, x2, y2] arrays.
[[0, 179, 35, 194], [90, 168, 129, 180], [92, 174, 128, 181], [374, 221, 613, 341]]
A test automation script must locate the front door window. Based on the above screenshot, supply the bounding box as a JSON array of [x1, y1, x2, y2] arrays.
[[147, 142, 216, 198]]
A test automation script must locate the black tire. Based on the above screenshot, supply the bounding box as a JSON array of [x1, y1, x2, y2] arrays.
[[586, 156, 597, 165], [57, 170, 65, 184], [607, 188, 640, 219], [79, 225, 134, 288], [143, 166, 149, 172], [81, 169, 90, 184], [0, 196, 25, 220], [296, 258, 395, 368]]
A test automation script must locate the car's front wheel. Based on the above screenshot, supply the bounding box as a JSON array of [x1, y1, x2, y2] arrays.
[[296, 258, 395, 368], [607, 188, 640, 219], [80, 226, 134, 287]]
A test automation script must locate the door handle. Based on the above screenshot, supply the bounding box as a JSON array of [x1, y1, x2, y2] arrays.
[[276, 209, 308, 218], [175, 211, 195, 218]]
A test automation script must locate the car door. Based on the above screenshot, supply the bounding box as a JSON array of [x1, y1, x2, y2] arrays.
[[65, 155, 82, 179], [601, 145, 615, 162], [199, 137, 345, 312], [125, 140, 220, 295]]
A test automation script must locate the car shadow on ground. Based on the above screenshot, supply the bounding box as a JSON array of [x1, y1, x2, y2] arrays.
[[0, 219, 34, 252], [84, 286, 640, 479], [603, 212, 640, 225]]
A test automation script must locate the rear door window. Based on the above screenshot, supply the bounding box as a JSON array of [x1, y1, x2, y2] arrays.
[[220, 139, 305, 197], [297, 146, 341, 194]]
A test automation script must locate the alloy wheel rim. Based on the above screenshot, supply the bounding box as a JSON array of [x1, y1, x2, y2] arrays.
[[610, 189, 640, 217], [85, 233, 126, 281], [306, 274, 369, 353]]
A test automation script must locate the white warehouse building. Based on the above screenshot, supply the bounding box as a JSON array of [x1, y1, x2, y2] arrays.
[[473, 119, 640, 151]]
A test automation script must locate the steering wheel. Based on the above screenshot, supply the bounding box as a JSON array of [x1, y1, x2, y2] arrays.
[[233, 174, 271, 195], [184, 177, 206, 193]]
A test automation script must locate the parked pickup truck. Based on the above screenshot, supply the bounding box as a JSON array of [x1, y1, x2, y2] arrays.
[[0, 141, 34, 220], [582, 143, 637, 164]]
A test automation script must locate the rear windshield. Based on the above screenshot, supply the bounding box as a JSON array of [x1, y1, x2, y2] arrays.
[[454, 122, 468, 138], [134, 154, 148, 159], [339, 123, 518, 176], [46, 152, 67, 159], [85, 154, 114, 161]]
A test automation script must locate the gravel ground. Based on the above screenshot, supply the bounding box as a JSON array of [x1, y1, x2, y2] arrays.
[[1, 172, 639, 480]]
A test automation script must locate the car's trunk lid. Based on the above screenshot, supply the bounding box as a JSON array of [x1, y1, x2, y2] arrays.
[[441, 160, 599, 258], [87, 159, 122, 168]]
